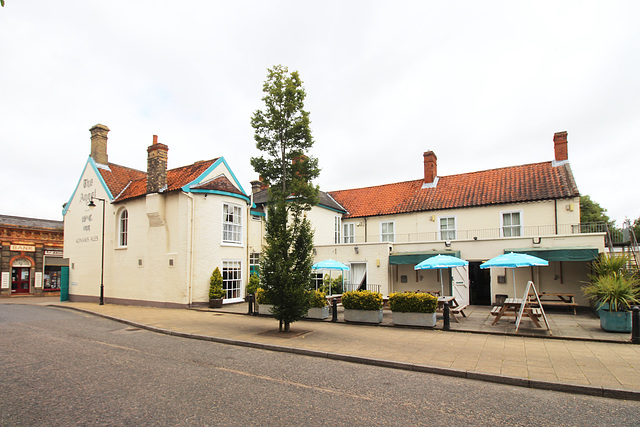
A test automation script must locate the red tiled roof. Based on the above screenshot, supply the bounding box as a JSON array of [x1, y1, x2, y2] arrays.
[[191, 174, 245, 196], [100, 159, 219, 202], [329, 162, 579, 218]]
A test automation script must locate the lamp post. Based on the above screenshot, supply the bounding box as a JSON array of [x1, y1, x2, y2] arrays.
[[88, 197, 106, 305]]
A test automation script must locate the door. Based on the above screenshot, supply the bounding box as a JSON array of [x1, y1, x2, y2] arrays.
[[469, 262, 492, 305], [11, 267, 30, 294], [451, 266, 469, 307], [349, 263, 367, 291]]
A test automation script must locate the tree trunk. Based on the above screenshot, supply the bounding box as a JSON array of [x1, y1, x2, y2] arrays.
[[284, 321, 290, 332]]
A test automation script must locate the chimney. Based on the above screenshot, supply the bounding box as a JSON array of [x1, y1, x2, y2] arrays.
[[147, 135, 169, 193], [250, 180, 263, 194], [423, 151, 437, 185], [89, 124, 110, 164], [553, 131, 568, 162]]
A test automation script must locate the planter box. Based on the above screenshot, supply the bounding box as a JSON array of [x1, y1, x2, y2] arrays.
[[392, 311, 437, 327], [343, 308, 383, 324], [209, 298, 223, 308], [258, 303, 274, 316], [599, 310, 632, 333], [306, 306, 330, 320]]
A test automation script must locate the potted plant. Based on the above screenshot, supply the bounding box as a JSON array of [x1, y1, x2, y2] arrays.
[[208, 267, 224, 308], [342, 290, 384, 324], [582, 254, 639, 332], [389, 292, 438, 327], [255, 288, 275, 315], [305, 290, 329, 319], [246, 273, 260, 297]]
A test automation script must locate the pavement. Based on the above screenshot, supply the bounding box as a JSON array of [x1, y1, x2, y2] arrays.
[[4, 296, 640, 401]]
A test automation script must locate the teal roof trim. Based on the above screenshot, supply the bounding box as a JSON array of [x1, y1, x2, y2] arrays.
[[189, 188, 250, 203], [181, 157, 248, 196], [62, 157, 113, 216]]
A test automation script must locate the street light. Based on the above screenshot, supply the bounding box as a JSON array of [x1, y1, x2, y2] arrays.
[[88, 197, 106, 305]]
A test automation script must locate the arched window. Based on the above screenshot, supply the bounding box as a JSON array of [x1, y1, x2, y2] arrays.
[[118, 209, 128, 247]]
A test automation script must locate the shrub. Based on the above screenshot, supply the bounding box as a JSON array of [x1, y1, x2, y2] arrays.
[[209, 267, 224, 299], [388, 292, 438, 313], [309, 290, 328, 308], [582, 273, 639, 312], [255, 288, 274, 305], [246, 273, 260, 296], [342, 290, 383, 311]]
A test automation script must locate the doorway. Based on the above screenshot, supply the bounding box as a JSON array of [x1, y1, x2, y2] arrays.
[[11, 267, 30, 294], [469, 262, 491, 305]]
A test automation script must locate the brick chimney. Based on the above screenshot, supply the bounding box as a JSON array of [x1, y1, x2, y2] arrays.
[[147, 135, 169, 193], [89, 124, 110, 164], [423, 151, 437, 185], [553, 131, 568, 162]]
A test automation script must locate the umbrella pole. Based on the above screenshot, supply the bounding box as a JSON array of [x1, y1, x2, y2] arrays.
[[512, 269, 516, 298], [439, 270, 444, 296]]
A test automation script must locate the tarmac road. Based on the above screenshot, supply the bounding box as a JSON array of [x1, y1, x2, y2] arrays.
[[1, 303, 640, 426]]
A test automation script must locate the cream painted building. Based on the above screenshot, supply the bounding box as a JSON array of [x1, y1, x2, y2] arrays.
[[63, 125, 251, 308], [253, 131, 605, 307]]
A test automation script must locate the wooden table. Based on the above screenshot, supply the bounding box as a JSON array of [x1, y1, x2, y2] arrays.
[[491, 298, 542, 327], [535, 292, 577, 315], [437, 296, 461, 323]]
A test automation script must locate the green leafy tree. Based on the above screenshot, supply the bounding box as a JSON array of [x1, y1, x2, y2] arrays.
[[580, 195, 611, 224], [251, 65, 320, 332]]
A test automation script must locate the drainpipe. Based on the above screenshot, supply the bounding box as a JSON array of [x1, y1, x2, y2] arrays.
[[554, 199, 558, 235], [184, 192, 195, 307]]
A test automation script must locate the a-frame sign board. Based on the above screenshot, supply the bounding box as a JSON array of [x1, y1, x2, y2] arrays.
[[515, 281, 550, 333]]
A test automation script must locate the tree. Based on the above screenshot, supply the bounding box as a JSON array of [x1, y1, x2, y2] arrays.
[[250, 65, 320, 332], [580, 195, 611, 224]]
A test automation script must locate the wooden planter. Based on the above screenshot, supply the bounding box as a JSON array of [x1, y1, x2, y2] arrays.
[[343, 308, 383, 324], [392, 311, 437, 327], [258, 303, 274, 316], [208, 298, 223, 308], [306, 306, 330, 320]]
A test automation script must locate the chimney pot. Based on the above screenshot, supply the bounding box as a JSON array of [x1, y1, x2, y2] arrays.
[[553, 131, 568, 162]]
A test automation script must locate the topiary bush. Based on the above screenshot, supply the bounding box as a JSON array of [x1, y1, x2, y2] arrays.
[[255, 288, 274, 305], [388, 292, 438, 313], [246, 273, 260, 296], [209, 267, 224, 300], [342, 290, 383, 311]]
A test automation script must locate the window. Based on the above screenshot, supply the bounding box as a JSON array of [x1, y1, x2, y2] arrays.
[[439, 216, 456, 240], [334, 216, 342, 244], [249, 252, 260, 276], [343, 222, 355, 243], [381, 221, 395, 242], [223, 204, 242, 244], [222, 260, 242, 299], [118, 209, 128, 247], [502, 211, 522, 237]]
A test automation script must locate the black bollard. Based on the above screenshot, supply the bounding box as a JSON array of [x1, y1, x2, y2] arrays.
[[443, 301, 451, 331], [632, 307, 640, 344], [247, 293, 254, 315], [332, 298, 338, 322]]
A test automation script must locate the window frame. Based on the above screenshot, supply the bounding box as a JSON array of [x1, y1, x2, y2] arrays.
[[501, 210, 523, 237], [334, 216, 342, 244], [380, 220, 395, 242], [118, 208, 128, 248], [439, 216, 457, 241], [222, 203, 243, 245], [222, 260, 243, 302], [343, 222, 355, 244]]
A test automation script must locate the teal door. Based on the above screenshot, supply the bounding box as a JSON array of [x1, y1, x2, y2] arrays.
[[60, 267, 69, 301]]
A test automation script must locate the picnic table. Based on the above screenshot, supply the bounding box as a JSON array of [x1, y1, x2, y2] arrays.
[[490, 298, 543, 327], [535, 292, 577, 315], [437, 296, 467, 323]]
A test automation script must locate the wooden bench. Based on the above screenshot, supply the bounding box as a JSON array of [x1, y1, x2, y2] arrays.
[[450, 304, 468, 317]]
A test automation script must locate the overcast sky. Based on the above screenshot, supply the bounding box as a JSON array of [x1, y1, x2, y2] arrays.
[[1, 1, 638, 226]]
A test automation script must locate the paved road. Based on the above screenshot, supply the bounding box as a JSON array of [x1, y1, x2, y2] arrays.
[[1, 304, 640, 426]]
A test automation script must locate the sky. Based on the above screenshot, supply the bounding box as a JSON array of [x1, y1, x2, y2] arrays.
[[1, 1, 639, 226]]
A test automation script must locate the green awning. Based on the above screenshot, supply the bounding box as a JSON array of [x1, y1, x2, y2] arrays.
[[505, 247, 600, 262], [389, 251, 461, 265]]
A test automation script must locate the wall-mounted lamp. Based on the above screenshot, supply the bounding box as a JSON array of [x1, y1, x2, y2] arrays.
[[313, 248, 317, 255], [445, 241, 451, 247], [532, 237, 542, 244], [473, 236, 478, 241], [354, 246, 359, 254]]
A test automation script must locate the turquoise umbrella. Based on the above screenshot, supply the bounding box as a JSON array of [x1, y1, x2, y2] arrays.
[[480, 252, 548, 297], [312, 260, 350, 294], [415, 254, 469, 295]]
